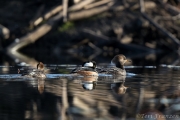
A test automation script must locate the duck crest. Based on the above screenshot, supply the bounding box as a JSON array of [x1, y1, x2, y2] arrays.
[[82, 61, 96, 69]]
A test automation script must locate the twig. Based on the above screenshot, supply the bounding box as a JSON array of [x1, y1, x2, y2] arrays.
[[139, 0, 145, 13], [33, 5, 63, 26], [68, 2, 114, 21], [84, 0, 112, 9], [63, 0, 68, 22]]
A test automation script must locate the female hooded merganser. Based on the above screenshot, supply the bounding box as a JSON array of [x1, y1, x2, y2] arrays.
[[20, 62, 46, 78], [71, 61, 98, 76], [97, 54, 131, 75]]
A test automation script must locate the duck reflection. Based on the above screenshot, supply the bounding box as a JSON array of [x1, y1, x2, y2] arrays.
[[81, 76, 98, 90], [98, 75, 128, 94], [37, 78, 45, 94], [25, 77, 46, 94], [111, 81, 128, 95]]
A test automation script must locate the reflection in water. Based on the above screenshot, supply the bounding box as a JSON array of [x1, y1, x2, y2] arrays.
[[38, 78, 45, 94], [111, 81, 128, 95], [0, 65, 180, 119], [81, 76, 98, 90]]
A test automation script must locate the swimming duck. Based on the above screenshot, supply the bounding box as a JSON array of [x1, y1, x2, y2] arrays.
[[20, 62, 46, 78], [71, 61, 98, 76], [97, 54, 131, 75]]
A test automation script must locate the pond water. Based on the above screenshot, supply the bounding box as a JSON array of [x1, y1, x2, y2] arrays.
[[0, 64, 180, 120]]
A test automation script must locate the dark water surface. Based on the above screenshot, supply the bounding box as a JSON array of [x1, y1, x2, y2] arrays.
[[0, 64, 180, 120]]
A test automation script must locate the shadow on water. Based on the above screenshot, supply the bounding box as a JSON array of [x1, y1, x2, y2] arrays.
[[0, 64, 180, 120]]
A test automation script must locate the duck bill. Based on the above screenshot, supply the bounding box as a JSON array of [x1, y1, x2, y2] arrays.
[[126, 59, 132, 63], [123, 59, 131, 64]]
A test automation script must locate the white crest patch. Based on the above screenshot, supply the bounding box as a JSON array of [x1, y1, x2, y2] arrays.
[[84, 62, 93, 67], [83, 83, 93, 90]]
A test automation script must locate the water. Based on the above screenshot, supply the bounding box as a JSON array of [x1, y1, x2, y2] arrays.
[[0, 64, 180, 120]]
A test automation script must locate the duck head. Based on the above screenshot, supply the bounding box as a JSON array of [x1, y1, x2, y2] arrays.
[[111, 54, 131, 69], [82, 61, 97, 69], [37, 62, 44, 70]]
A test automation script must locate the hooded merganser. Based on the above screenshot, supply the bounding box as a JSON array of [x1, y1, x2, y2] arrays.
[[71, 61, 98, 76], [97, 54, 131, 75], [20, 62, 46, 78]]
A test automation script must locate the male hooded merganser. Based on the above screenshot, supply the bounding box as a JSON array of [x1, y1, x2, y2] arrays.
[[71, 61, 98, 76], [20, 62, 46, 78], [97, 54, 131, 75]]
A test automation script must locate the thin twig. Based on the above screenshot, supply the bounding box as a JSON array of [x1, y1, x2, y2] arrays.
[[84, 0, 112, 9]]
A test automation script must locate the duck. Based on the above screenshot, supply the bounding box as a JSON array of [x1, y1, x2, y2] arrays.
[[97, 54, 131, 75], [20, 62, 46, 78], [71, 61, 98, 76]]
